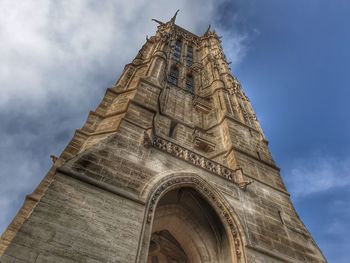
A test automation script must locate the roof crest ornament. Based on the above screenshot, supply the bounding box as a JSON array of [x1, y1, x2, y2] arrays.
[[151, 18, 164, 25], [205, 24, 211, 35], [170, 9, 180, 24]]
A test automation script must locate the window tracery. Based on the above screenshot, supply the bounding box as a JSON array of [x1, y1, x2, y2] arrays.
[[173, 40, 182, 62], [168, 67, 179, 85], [186, 75, 194, 93], [186, 45, 193, 66]]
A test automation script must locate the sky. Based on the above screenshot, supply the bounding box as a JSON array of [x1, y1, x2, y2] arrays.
[[0, 1, 349, 262]]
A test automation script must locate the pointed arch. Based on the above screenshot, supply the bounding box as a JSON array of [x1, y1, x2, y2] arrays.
[[138, 173, 247, 263]]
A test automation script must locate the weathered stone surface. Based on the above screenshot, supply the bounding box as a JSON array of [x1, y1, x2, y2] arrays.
[[2, 175, 144, 263]]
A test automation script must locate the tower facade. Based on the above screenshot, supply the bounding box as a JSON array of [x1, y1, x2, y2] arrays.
[[0, 13, 326, 263]]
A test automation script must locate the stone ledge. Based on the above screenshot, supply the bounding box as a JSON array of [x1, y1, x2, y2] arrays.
[[57, 167, 145, 205]]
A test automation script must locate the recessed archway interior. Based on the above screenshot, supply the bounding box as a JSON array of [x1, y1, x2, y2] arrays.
[[147, 187, 234, 263]]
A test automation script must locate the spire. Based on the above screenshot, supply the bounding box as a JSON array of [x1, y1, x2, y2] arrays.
[[151, 18, 164, 25], [152, 10, 179, 28], [203, 24, 218, 37], [170, 9, 180, 24], [205, 24, 211, 35]]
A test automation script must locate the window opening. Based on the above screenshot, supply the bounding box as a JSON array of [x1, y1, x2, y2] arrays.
[[186, 75, 194, 93], [173, 40, 182, 62], [187, 45, 193, 66], [168, 67, 179, 85]]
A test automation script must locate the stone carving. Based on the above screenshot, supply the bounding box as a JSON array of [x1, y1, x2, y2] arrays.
[[143, 131, 153, 148], [212, 45, 228, 63], [156, 23, 173, 43], [50, 155, 58, 164], [175, 28, 200, 46], [146, 176, 243, 260], [239, 104, 256, 128], [154, 15, 202, 48], [153, 136, 241, 184], [201, 69, 209, 87], [114, 66, 135, 90], [193, 96, 212, 113], [193, 128, 216, 152], [200, 30, 220, 42]]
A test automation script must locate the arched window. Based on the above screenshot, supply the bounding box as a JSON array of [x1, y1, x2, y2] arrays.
[[186, 75, 194, 93], [173, 40, 182, 61], [168, 67, 179, 85], [187, 45, 193, 66]]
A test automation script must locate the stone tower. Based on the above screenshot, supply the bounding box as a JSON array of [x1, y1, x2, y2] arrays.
[[0, 12, 326, 263]]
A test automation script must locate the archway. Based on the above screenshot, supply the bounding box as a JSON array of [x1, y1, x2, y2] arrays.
[[147, 187, 232, 263], [142, 175, 246, 263]]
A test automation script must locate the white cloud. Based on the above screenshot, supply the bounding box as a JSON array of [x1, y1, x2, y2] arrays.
[[284, 155, 350, 197], [221, 29, 251, 68], [0, 134, 44, 232], [0, 0, 239, 112]]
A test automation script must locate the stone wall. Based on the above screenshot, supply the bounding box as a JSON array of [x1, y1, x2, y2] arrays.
[[1, 174, 144, 263]]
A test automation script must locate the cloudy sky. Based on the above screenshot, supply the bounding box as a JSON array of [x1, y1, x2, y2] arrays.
[[1, 1, 349, 262]]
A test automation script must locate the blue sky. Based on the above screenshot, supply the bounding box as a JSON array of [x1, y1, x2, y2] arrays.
[[219, 1, 350, 262], [0, 1, 349, 262]]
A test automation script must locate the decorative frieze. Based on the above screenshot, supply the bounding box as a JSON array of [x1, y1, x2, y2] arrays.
[[174, 28, 200, 45], [153, 136, 245, 186], [201, 69, 210, 87]]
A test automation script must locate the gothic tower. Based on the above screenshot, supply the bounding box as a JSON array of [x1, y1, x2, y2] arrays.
[[0, 12, 326, 263]]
